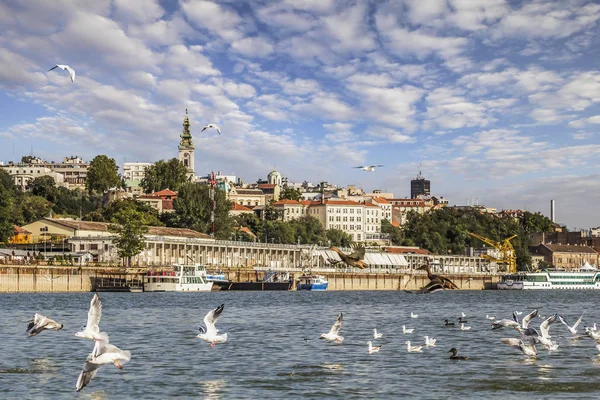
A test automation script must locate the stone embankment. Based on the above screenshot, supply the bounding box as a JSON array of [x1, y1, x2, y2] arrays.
[[0, 265, 501, 292]]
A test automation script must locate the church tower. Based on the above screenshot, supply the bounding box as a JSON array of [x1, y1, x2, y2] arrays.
[[178, 108, 195, 178]]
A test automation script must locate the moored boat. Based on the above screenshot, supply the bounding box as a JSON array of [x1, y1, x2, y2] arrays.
[[296, 275, 328, 291], [498, 266, 600, 290], [144, 264, 213, 292], [209, 270, 292, 291]]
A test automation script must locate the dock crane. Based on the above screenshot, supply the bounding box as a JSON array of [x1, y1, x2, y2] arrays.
[[468, 232, 518, 273]]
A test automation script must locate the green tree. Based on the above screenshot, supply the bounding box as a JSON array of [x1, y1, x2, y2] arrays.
[[381, 219, 405, 245], [290, 216, 326, 244], [53, 188, 100, 217], [86, 155, 121, 194], [140, 158, 188, 194], [233, 213, 261, 235], [280, 187, 302, 201], [109, 208, 149, 268], [15, 195, 53, 224], [0, 177, 14, 242], [101, 198, 162, 226], [170, 182, 234, 239], [326, 228, 353, 247], [29, 176, 57, 202]]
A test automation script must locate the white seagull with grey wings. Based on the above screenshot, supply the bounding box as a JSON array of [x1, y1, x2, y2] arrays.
[[74, 293, 107, 341], [202, 123, 221, 135], [75, 335, 131, 392], [320, 312, 344, 343], [48, 64, 75, 82], [353, 165, 383, 172], [26, 313, 63, 337], [197, 304, 228, 347]]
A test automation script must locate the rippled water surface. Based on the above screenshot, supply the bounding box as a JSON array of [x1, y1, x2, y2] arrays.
[[2, 291, 600, 399]]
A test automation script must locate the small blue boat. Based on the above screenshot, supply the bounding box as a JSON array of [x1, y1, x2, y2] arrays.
[[297, 275, 328, 291]]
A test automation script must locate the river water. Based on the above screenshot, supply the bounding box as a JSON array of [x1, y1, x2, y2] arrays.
[[1, 290, 600, 399]]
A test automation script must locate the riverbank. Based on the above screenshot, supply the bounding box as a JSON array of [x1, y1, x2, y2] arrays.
[[0, 265, 501, 292]]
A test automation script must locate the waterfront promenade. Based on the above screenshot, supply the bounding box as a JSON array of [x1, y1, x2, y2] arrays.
[[0, 264, 501, 292]]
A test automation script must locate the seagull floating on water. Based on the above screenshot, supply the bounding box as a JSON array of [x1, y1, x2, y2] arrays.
[[26, 313, 63, 337], [197, 304, 228, 347], [373, 328, 382, 339], [402, 325, 414, 334], [74, 293, 106, 341], [405, 341, 422, 353], [48, 64, 75, 82], [486, 314, 495, 320], [353, 165, 383, 172], [424, 336, 437, 347], [558, 310, 586, 335], [411, 312, 418, 319], [320, 312, 344, 343], [202, 123, 221, 135], [75, 335, 131, 392], [460, 323, 471, 331], [367, 341, 381, 354]]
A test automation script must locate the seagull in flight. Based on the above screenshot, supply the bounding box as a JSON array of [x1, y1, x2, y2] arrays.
[[558, 310, 586, 335], [353, 165, 384, 172], [26, 313, 63, 337], [202, 123, 221, 135], [48, 64, 75, 82], [75, 335, 131, 392], [320, 312, 344, 343], [500, 337, 538, 358], [197, 304, 228, 347], [74, 293, 107, 341]]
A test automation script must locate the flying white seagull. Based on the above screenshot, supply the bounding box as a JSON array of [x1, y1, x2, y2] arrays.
[[320, 312, 344, 343], [74, 293, 107, 341], [558, 310, 586, 335], [202, 123, 221, 135], [353, 165, 384, 172], [48, 64, 75, 82], [500, 337, 537, 358], [26, 313, 63, 337], [197, 304, 228, 347], [75, 336, 131, 392]]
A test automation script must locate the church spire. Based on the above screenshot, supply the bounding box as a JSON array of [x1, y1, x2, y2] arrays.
[[180, 108, 193, 147]]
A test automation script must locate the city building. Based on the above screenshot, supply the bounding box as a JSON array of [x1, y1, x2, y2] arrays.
[[6, 226, 32, 244], [369, 197, 392, 221], [230, 203, 254, 217], [535, 244, 599, 269], [257, 183, 280, 202], [307, 199, 382, 242], [123, 162, 151, 195], [2, 165, 66, 190], [410, 169, 430, 199], [389, 198, 429, 226], [227, 187, 266, 207], [178, 108, 195, 178], [271, 199, 308, 221], [137, 189, 177, 213]]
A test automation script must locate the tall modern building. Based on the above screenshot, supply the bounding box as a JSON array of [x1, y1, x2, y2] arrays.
[[410, 169, 430, 199], [178, 108, 195, 178]]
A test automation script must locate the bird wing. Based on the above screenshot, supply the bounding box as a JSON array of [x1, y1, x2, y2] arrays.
[[512, 311, 520, 324], [521, 309, 538, 329], [201, 125, 208, 131], [353, 166, 365, 169], [328, 312, 343, 335], [539, 314, 557, 339], [48, 65, 59, 71], [348, 244, 365, 261], [44, 317, 61, 330], [573, 310, 586, 330], [500, 338, 522, 349], [86, 294, 102, 333], [76, 367, 99, 392], [215, 125, 221, 134], [204, 304, 224, 336], [558, 315, 572, 330], [65, 66, 75, 82]]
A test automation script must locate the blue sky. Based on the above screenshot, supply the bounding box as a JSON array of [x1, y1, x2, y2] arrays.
[[1, 0, 599, 229]]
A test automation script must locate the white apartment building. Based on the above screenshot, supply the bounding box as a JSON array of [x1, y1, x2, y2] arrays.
[[369, 197, 392, 221], [123, 162, 151, 196], [2, 165, 65, 190], [307, 199, 383, 242], [271, 200, 311, 221]]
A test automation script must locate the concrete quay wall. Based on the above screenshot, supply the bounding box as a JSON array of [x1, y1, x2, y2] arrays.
[[0, 265, 501, 292]]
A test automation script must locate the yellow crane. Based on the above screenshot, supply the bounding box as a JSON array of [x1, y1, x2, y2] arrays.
[[468, 232, 518, 273]]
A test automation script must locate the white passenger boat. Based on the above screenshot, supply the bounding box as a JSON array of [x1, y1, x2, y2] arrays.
[[498, 265, 600, 290], [144, 264, 213, 292]]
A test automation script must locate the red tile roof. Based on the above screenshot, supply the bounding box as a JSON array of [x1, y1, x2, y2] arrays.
[[13, 225, 31, 234], [372, 197, 390, 204], [232, 203, 253, 211], [364, 202, 379, 208], [152, 189, 178, 196], [272, 199, 301, 205], [257, 184, 276, 189], [235, 226, 257, 237], [391, 220, 400, 227], [310, 199, 364, 206]]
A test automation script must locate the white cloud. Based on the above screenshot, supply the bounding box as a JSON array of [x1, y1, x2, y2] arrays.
[[231, 36, 274, 57], [366, 126, 414, 143], [113, 0, 164, 24], [181, 0, 246, 42], [161, 45, 220, 77]]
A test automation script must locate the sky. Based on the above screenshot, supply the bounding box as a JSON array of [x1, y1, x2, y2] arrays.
[[0, 0, 599, 229]]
